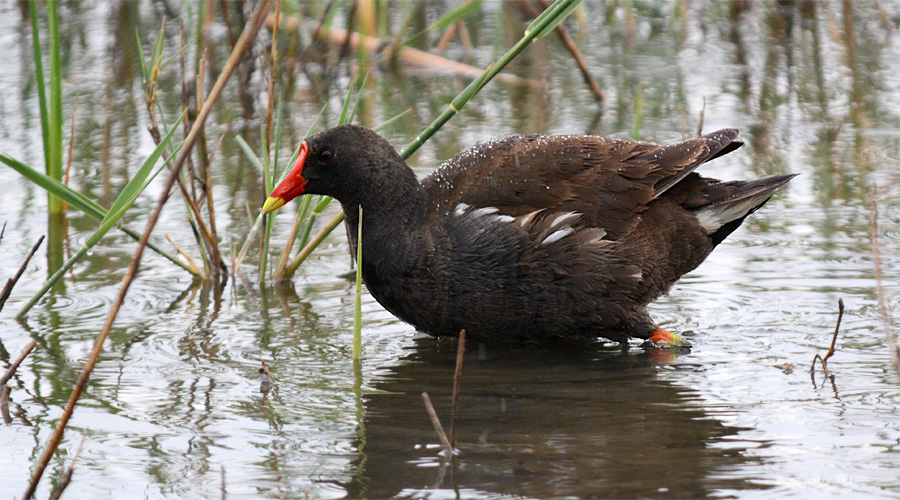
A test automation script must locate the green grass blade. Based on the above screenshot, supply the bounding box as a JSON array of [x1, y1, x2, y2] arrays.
[[527, 0, 583, 39], [102, 109, 187, 226], [27, 0, 50, 173], [338, 74, 358, 127], [47, 0, 63, 214], [372, 109, 413, 133], [633, 90, 643, 140], [16, 246, 89, 319], [353, 205, 363, 360], [0, 153, 195, 276], [428, 0, 482, 32], [260, 123, 275, 281], [149, 25, 165, 84], [135, 28, 148, 80], [89, 113, 185, 247], [402, 0, 482, 47], [312, 196, 333, 213], [273, 103, 284, 187], [347, 72, 368, 125], [235, 135, 265, 174], [0, 154, 104, 219]]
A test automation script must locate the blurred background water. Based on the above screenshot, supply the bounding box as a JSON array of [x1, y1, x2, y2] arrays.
[[1, 1, 900, 498]]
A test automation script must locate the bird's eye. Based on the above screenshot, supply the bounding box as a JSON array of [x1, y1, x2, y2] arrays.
[[320, 150, 333, 163]]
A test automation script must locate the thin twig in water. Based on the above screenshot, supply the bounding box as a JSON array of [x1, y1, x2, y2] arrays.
[[869, 185, 900, 382], [47, 429, 88, 500], [21, 4, 273, 498], [0, 236, 45, 312], [1, 385, 12, 424], [1, 340, 37, 386], [531, 0, 604, 103], [221, 465, 226, 500], [422, 392, 454, 457], [258, 360, 275, 394], [450, 329, 466, 450], [299, 0, 336, 63], [811, 298, 844, 376]]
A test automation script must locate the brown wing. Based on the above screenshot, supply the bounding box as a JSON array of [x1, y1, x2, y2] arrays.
[[421, 130, 741, 240]]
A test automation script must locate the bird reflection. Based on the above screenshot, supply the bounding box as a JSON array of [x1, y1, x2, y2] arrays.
[[345, 338, 766, 498]]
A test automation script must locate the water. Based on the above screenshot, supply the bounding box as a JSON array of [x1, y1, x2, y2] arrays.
[[2, 1, 900, 498]]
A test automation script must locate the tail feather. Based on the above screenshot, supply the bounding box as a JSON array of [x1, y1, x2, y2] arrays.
[[695, 173, 797, 246]]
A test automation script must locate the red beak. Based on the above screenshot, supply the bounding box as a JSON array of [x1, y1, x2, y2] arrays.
[[262, 141, 309, 214]]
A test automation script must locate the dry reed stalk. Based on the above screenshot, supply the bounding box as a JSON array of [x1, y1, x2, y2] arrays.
[[264, 0, 282, 152], [180, 25, 201, 206], [199, 57, 225, 278], [258, 360, 276, 393], [21, 3, 273, 497], [530, 0, 604, 103], [869, 187, 900, 382], [871, 0, 892, 30], [165, 234, 202, 276], [47, 429, 87, 500], [450, 329, 466, 449], [273, 15, 541, 87], [177, 25, 209, 272], [143, 35, 221, 278], [299, 0, 336, 63], [0, 236, 45, 312], [436, 20, 458, 55], [811, 298, 844, 375], [0, 340, 37, 387], [422, 392, 454, 457]]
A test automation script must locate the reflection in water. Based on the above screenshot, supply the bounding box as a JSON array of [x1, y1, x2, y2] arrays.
[[347, 339, 764, 499]]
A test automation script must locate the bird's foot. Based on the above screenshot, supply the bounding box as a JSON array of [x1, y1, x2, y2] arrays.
[[646, 326, 692, 348]]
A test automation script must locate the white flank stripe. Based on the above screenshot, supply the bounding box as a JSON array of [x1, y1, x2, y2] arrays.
[[519, 210, 540, 227], [550, 212, 579, 228], [470, 207, 499, 218], [541, 228, 573, 245]]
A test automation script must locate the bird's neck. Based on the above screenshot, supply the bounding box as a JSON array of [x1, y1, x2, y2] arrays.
[[341, 170, 426, 265]]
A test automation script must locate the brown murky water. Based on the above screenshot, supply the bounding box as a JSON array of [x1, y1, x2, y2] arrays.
[[2, 1, 900, 498]]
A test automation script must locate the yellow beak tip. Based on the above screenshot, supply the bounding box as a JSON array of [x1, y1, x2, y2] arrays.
[[262, 196, 285, 215]]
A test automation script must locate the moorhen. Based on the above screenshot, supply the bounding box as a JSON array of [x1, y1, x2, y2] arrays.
[[262, 125, 794, 346]]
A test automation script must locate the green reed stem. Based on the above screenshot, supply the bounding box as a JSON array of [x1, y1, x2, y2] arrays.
[[633, 90, 643, 140], [261, 124, 275, 284], [46, 0, 63, 214], [27, 0, 50, 174], [353, 205, 363, 360]]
